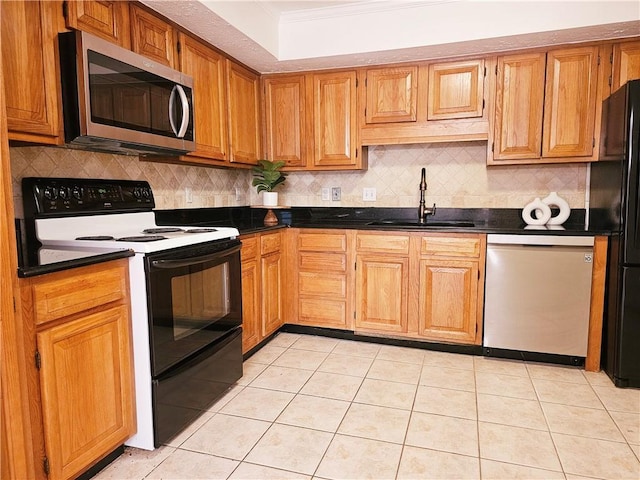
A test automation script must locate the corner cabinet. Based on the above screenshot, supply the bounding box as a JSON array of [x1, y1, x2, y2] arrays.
[[19, 259, 136, 480]]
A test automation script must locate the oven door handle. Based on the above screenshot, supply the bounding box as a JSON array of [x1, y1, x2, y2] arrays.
[[150, 245, 240, 269]]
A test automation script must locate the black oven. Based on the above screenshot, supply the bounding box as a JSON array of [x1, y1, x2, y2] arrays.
[[145, 238, 243, 446]]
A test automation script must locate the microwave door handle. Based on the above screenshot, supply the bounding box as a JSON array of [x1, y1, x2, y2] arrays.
[[168, 85, 179, 136], [175, 85, 190, 138]]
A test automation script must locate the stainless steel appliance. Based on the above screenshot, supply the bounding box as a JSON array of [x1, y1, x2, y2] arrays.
[[22, 177, 242, 449], [58, 31, 194, 155], [483, 234, 594, 361], [589, 79, 640, 388]]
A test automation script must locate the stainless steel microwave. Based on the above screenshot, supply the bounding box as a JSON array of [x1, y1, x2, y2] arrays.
[[58, 31, 195, 156]]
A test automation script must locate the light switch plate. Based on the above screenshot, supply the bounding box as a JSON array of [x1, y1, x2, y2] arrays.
[[185, 187, 193, 203], [363, 188, 376, 201], [321, 188, 330, 201]]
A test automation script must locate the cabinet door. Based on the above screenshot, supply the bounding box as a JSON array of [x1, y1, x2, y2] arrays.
[[492, 53, 546, 160], [261, 253, 283, 336], [37, 305, 135, 480], [313, 71, 358, 167], [241, 259, 261, 353], [264, 75, 307, 167], [355, 254, 408, 333], [64, 0, 130, 48], [178, 33, 228, 162], [428, 59, 484, 120], [542, 46, 599, 158], [365, 66, 418, 123], [417, 259, 480, 344], [130, 4, 175, 67], [612, 41, 640, 92], [2, 0, 61, 144], [227, 60, 262, 165]]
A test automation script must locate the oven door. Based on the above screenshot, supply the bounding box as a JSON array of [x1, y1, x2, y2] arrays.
[[145, 238, 242, 375]]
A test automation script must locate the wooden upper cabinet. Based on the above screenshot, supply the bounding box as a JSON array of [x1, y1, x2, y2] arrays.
[[64, 0, 130, 48], [543, 46, 599, 158], [226, 60, 262, 165], [263, 75, 307, 167], [313, 71, 358, 167], [493, 53, 546, 160], [428, 59, 484, 120], [365, 66, 418, 123], [612, 40, 640, 92], [130, 3, 175, 67], [2, 0, 62, 144], [177, 33, 228, 163]]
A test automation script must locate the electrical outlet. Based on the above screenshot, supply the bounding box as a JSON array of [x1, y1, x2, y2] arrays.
[[321, 188, 331, 201], [185, 187, 193, 203], [235, 187, 246, 204], [332, 187, 341, 201], [363, 187, 377, 201]]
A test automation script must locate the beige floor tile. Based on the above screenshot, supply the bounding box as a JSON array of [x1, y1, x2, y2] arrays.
[[397, 445, 480, 479], [526, 362, 588, 384], [610, 410, 640, 445], [315, 434, 403, 480], [476, 393, 547, 430], [593, 385, 640, 413], [229, 462, 312, 479], [163, 410, 215, 447], [542, 402, 626, 442], [219, 386, 294, 421], [207, 384, 245, 412], [290, 335, 339, 352], [249, 365, 314, 393], [475, 372, 536, 400], [145, 448, 238, 479], [367, 359, 422, 384], [405, 411, 479, 456], [480, 459, 565, 480], [353, 378, 417, 410], [247, 345, 286, 364], [237, 361, 268, 386], [181, 414, 270, 460], [583, 370, 615, 387], [423, 350, 475, 370], [267, 332, 302, 348], [338, 403, 411, 443], [413, 385, 477, 420], [318, 353, 373, 377], [533, 378, 604, 408], [478, 422, 562, 471], [376, 344, 425, 364], [474, 357, 529, 377], [93, 446, 175, 480], [272, 348, 329, 370], [245, 424, 333, 475], [332, 339, 381, 358], [276, 394, 349, 432], [632, 443, 640, 462], [300, 371, 364, 401], [552, 432, 640, 479], [420, 365, 476, 392]]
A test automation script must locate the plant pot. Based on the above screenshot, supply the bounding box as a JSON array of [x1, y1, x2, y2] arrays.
[[263, 191, 278, 207]]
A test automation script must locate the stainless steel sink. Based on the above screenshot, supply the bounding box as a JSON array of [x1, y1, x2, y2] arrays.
[[367, 220, 477, 228]]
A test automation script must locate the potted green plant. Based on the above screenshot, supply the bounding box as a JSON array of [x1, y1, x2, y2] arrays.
[[252, 159, 287, 206]]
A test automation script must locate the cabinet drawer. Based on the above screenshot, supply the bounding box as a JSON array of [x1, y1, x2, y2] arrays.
[[299, 252, 346, 273], [260, 232, 281, 255], [299, 272, 346, 297], [356, 233, 410, 254], [299, 298, 347, 327], [241, 236, 258, 261], [31, 262, 128, 325], [421, 236, 481, 257], [298, 232, 347, 252]]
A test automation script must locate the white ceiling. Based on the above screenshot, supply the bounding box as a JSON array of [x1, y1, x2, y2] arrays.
[[141, 0, 640, 73]]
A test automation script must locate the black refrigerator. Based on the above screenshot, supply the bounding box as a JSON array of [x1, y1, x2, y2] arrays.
[[589, 79, 640, 388]]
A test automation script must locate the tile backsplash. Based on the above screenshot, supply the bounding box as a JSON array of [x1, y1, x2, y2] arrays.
[[10, 142, 587, 218]]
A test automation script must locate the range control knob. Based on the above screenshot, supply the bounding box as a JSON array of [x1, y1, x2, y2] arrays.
[[71, 186, 83, 200], [142, 187, 151, 198], [58, 187, 71, 200], [43, 186, 57, 200]]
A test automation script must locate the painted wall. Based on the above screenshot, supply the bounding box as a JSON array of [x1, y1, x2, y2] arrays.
[[10, 142, 587, 218]]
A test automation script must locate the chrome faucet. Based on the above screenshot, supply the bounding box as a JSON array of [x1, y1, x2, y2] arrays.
[[418, 167, 436, 224]]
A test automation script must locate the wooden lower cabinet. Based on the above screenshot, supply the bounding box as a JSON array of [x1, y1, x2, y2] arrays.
[[19, 259, 135, 480], [240, 231, 284, 353]]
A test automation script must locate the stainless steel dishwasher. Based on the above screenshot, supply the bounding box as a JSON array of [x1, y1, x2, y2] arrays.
[[483, 234, 594, 358]]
